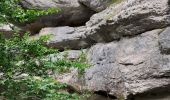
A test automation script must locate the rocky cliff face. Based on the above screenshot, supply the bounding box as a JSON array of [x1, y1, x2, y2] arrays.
[[11, 0, 170, 99]]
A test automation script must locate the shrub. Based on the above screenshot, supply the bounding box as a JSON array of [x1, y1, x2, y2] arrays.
[[0, 33, 88, 100]]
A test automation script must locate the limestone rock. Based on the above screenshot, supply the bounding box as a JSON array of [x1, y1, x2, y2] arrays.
[[85, 0, 170, 41], [34, 0, 170, 99], [54, 68, 81, 91], [18, 0, 95, 33], [159, 27, 170, 54], [85, 29, 170, 99], [39, 0, 170, 50], [39, 26, 91, 50]]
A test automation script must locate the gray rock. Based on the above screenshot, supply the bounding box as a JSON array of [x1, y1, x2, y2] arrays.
[[39, 26, 91, 50], [159, 27, 170, 54], [85, 29, 170, 99], [85, 0, 170, 40], [78, 0, 114, 12], [0, 24, 24, 38], [39, 0, 170, 50], [0, 24, 12, 31], [54, 68, 80, 90], [18, 0, 95, 33], [0, 24, 13, 38]]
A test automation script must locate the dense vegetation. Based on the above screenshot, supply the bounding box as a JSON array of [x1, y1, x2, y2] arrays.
[[0, 32, 89, 100], [0, 0, 90, 100]]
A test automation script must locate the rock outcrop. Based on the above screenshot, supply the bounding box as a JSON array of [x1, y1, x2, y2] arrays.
[[12, 0, 170, 99], [39, 26, 89, 50], [18, 0, 95, 33], [39, 0, 170, 50], [85, 29, 170, 99]]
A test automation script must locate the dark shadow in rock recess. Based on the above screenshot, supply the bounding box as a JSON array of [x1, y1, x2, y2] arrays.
[[16, 4, 96, 34], [131, 84, 170, 100], [92, 91, 117, 100]]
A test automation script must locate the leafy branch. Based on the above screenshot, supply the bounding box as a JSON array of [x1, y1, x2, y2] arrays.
[[0, 0, 60, 24]]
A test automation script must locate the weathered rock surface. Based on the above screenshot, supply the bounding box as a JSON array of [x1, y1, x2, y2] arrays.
[[39, 26, 91, 50], [78, 0, 113, 12], [39, 0, 170, 50], [159, 27, 170, 54], [54, 68, 80, 91], [85, 29, 170, 99], [86, 0, 170, 37], [18, 0, 95, 33], [33, 0, 170, 99]]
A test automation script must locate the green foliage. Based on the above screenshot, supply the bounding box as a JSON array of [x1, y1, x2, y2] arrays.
[[0, 33, 89, 100], [0, 77, 79, 100], [0, 33, 56, 78], [0, 0, 60, 23], [111, 0, 123, 4], [75, 50, 91, 75], [57, 50, 90, 75]]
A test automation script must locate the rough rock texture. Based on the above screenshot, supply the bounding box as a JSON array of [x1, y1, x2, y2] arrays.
[[78, 0, 113, 12], [39, 26, 91, 50], [85, 0, 170, 37], [40, 0, 170, 50], [85, 29, 170, 99], [35, 0, 170, 99], [159, 27, 170, 54], [54, 68, 81, 91], [18, 0, 95, 33]]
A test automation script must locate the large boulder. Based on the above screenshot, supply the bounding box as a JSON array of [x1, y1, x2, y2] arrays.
[[18, 0, 95, 33], [39, 0, 170, 50], [85, 29, 170, 99], [85, 0, 170, 41]]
